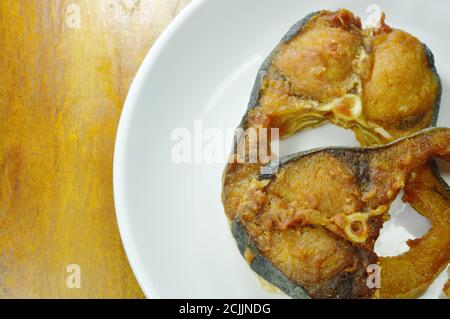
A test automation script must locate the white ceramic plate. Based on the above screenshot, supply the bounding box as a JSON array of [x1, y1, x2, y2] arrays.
[[114, 0, 450, 298]]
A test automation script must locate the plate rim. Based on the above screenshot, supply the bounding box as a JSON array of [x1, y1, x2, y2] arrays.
[[113, 0, 206, 299]]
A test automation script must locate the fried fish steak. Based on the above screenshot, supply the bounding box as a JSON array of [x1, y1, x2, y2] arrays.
[[232, 128, 450, 299], [222, 9, 445, 299], [246, 10, 440, 144]]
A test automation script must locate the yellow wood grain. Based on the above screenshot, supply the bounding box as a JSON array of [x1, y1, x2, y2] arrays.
[[0, 0, 190, 298]]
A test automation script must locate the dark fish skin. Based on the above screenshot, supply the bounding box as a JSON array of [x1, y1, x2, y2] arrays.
[[422, 43, 442, 127], [260, 127, 449, 182], [223, 9, 445, 299]]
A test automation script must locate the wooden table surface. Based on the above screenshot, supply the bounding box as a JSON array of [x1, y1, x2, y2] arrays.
[[0, 0, 190, 298]]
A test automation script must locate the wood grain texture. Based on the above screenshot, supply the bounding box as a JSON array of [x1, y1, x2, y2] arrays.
[[0, 0, 190, 298]]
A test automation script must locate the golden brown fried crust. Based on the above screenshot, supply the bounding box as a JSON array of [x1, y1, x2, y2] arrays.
[[363, 129, 450, 207], [378, 165, 450, 298], [362, 30, 439, 137], [265, 227, 375, 299], [238, 153, 375, 298], [272, 10, 363, 102]]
